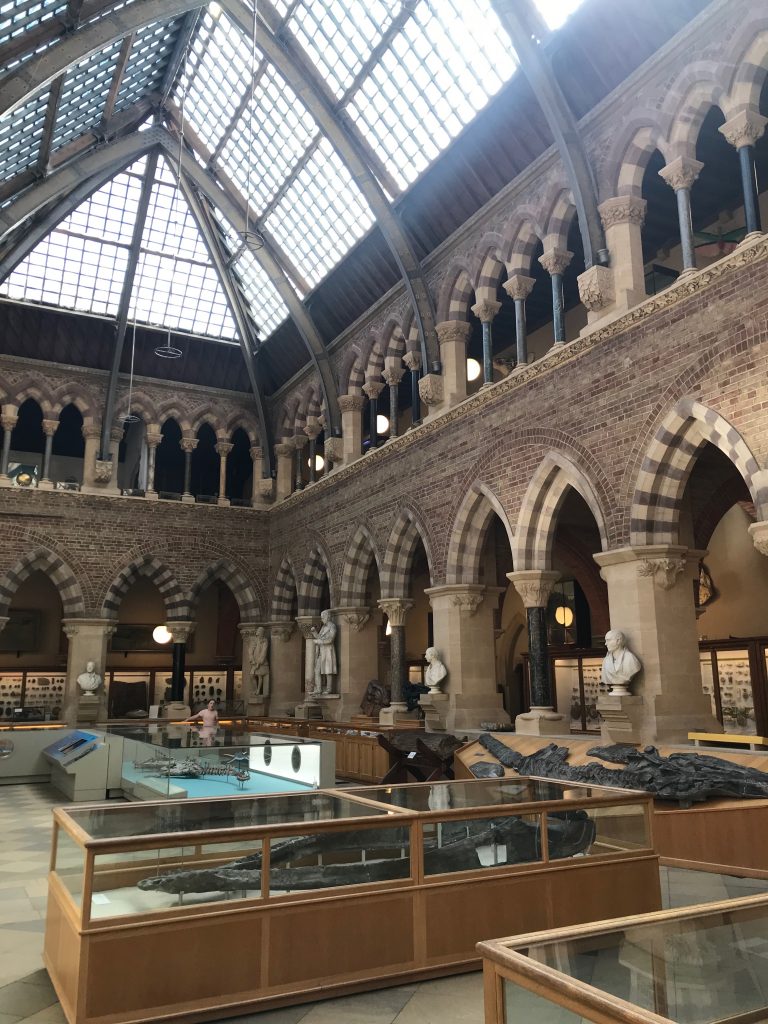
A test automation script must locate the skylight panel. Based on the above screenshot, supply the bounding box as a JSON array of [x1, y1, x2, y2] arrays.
[[218, 64, 319, 215], [214, 211, 290, 336], [288, 0, 397, 99], [64, 159, 145, 245], [0, 87, 49, 180], [114, 21, 181, 114], [177, 9, 251, 154], [142, 166, 211, 265], [130, 252, 237, 339], [346, 0, 517, 191], [265, 137, 374, 289], [535, 0, 585, 30], [53, 40, 122, 147], [0, 0, 66, 48]]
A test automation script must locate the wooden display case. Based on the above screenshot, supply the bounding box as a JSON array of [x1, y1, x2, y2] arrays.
[[45, 778, 660, 1024]]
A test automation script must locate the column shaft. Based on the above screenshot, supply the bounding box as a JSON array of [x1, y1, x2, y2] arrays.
[[410, 368, 421, 424], [183, 451, 192, 496], [739, 145, 762, 235], [676, 187, 696, 272], [514, 299, 527, 364], [171, 642, 186, 702], [146, 444, 158, 494], [218, 453, 227, 498], [481, 321, 493, 384], [551, 273, 565, 344], [1, 428, 12, 475], [294, 446, 304, 491], [389, 624, 406, 705], [527, 606, 551, 707], [42, 432, 54, 483], [389, 380, 399, 437], [308, 436, 317, 483]]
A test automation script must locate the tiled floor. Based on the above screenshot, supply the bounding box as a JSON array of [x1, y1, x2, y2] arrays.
[[2, 783, 768, 1024]]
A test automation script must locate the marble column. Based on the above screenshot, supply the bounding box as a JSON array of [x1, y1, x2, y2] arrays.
[[332, 606, 378, 721], [502, 275, 535, 366], [292, 433, 308, 491], [215, 441, 233, 506], [166, 621, 195, 715], [81, 422, 102, 490], [659, 157, 703, 274], [274, 439, 295, 500], [382, 365, 404, 439], [338, 394, 365, 464], [425, 584, 508, 730], [506, 570, 565, 735], [145, 430, 162, 499], [304, 417, 321, 482], [403, 351, 422, 426], [62, 618, 117, 725], [362, 379, 385, 448], [593, 545, 720, 744], [266, 621, 302, 716], [377, 598, 413, 724], [180, 436, 198, 503], [39, 419, 58, 490], [719, 111, 767, 237], [597, 196, 647, 312], [434, 320, 472, 409], [471, 299, 502, 387], [538, 248, 573, 345]]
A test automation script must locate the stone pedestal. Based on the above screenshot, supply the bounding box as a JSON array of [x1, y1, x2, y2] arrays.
[[515, 707, 569, 736], [247, 695, 267, 717], [332, 606, 378, 721], [435, 320, 472, 410], [162, 701, 191, 721], [294, 701, 323, 720], [77, 694, 100, 723], [425, 584, 509, 731], [338, 395, 365, 465], [378, 704, 418, 726], [419, 691, 449, 731], [62, 618, 116, 725], [267, 621, 302, 716], [594, 545, 721, 744], [597, 694, 644, 746]]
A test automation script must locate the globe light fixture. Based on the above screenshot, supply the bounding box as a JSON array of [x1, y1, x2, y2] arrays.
[[307, 454, 325, 471], [554, 606, 574, 627], [376, 414, 389, 435], [466, 357, 482, 381], [152, 625, 173, 645]]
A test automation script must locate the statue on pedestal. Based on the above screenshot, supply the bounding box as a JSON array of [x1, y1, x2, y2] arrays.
[[251, 627, 270, 697], [424, 647, 447, 695], [77, 660, 102, 694], [601, 630, 641, 696], [311, 609, 337, 695]]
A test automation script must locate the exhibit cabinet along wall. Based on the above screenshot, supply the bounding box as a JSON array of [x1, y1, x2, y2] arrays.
[[45, 779, 661, 1024]]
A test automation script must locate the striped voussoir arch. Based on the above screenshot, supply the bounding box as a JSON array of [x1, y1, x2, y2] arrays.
[[381, 509, 432, 598], [340, 526, 380, 606], [514, 453, 609, 571], [299, 547, 333, 615], [188, 560, 261, 621], [0, 547, 85, 618], [101, 556, 186, 620], [630, 400, 765, 546], [271, 557, 298, 621], [446, 484, 511, 585]]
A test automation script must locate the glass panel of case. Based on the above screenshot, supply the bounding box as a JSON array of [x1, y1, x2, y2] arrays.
[[0, 673, 23, 720], [503, 981, 585, 1023], [716, 649, 755, 735], [54, 827, 85, 907], [357, 779, 575, 811], [423, 813, 543, 875], [545, 803, 648, 861]]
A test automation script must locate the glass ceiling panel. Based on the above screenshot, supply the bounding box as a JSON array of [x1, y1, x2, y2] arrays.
[[265, 137, 374, 289], [114, 20, 182, 115], [215, 210, 290, 336], [346, 0, 518, 192], [288, 0, 397, 100], [53, 40, 122, 148], [0, 0, 64, 44], [536, 0, 585, 29], [0, 87, 49, 180], [218, 63, 319, 216]]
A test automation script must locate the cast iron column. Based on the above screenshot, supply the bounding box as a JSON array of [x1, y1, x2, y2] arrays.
[[471, 299, 501, 386], [382, 366, 404, 439], [659, 157, 703, 274], [539, 249, 572, 345], [503, 274, 535, 366]]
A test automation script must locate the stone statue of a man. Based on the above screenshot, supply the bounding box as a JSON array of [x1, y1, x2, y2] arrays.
[[424, 647, 447, 694], [601, 630, 641, 696], [311, 609, 337, 695], [251, 626, 270, 697], [77, 660, 102, 694]]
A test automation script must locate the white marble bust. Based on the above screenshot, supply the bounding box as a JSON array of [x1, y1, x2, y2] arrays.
[[601, 630, 641, 696], [77, 660, 102, 694], [424, 647, 447, 695]]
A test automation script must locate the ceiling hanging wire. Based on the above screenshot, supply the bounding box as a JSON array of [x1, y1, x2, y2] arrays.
[[242, 0, 264, 254], [123, 319, 141, 424]]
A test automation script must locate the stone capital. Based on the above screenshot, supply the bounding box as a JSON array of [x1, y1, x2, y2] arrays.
[[377, 598, 413, 627], [637, 557, 686, 589], [303, 416, 322, 440], [167, 621, 195, 644], [238, 622, 267, 640], [338, 394, 366, 414], [471, 298, 502, 323], [577, 264, 615, 312], [382, 366, 405, 387], [42, 418, 59, 437], [598, 195, 647, 230], [435, 320, 472, 347], [274, 440, 295, 458], [402, 351, 422, 373], [179, 437, 198, 454], [418, 373, 443, 408], [62, 617, 118, 640], [295, 615, 321, 639], [292, 433, 309, 451], [506, 570, 560, 609], [81, 423, 101, 440], [749, 520, 768, 558], [502, 274, 536, 302], [256, 476, 274, 498], [719, 110, 768, 150], [594, 545, 701, 585], [215, 441, 233, 458], [249, 445, 263, 462], [333, 605, 372, 631], [538, 248, 573, 276], [146, 431, 163, 448], [93, 458, 113, 483], [323, 436, 343, 463], [658, 156, 703, 192], [1, 414, 17, 432], [425, 584, 486, 615], [362, 379, 386, 401], [110, 426, 124, 444], [267, 620, 295, 642]]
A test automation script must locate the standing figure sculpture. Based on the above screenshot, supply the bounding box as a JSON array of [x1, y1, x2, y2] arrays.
[[251, 627, 270, 697], [311, 610, 337, 695], [601, 629, 642, 696], [424, 647, 447, 695], [77, 660, 102, 693]]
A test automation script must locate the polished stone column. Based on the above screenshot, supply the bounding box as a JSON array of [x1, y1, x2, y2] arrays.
[[266, 620, 302, 716], [506, 570, 565, 734], [538, 248, 573, 345], [39, 418, 58, 489], [434, 320, 472, 408], [215, 440, 232, 506], [719, 111, 767, 237], [0, 409, 17, 483], [274, 439, 295, 500], [332, 606, 378, 721], [145, 430, 162, 499], [471, 299, 501, 386], [403, 351, 422, 426], [61, 618, 117, 725], [338, 394, 365, 464], [304, 417, 321, 482], [659, 157, 703, 274], [377, 598, 413, 723], [166, 621, 195, 714], [292, 433, 308, 491], [503, 275, 535, 366], [382, 365, 404, 439], [362, 379, 385, 448], [597, 196, 647, 311], [180, 436, 198, 503]]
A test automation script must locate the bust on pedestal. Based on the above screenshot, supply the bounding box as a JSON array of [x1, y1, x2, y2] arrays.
[[420, 647, 450, 730], [76, 660, 102, 722], [597, 629, 644, 745]]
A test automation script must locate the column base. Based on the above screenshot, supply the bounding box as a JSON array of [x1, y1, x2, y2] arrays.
[[652, 692, 722, 745], [181, 494, 195, 504], [145, 489, 159, 501], [162, 701, 191, 721], [515, 707, 567, 736], [38, 479, 54, 491], [419, 692, 449, 731], [0, 475, 11, 487], [217, 497, 230, 507], [378, 703, 418, 726]]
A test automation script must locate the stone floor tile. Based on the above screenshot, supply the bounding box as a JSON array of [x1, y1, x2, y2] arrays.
[[0, 982, 57, 1019]]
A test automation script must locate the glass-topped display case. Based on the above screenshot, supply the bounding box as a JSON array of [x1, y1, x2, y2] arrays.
[[479, 893, 768, 1024], [45, 779, 660, 1024]]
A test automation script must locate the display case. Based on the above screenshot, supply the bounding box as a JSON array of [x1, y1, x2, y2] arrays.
[[105, 724, 334, 799], [45, 778, 660, 1024], [479, 893, 768, 1024]]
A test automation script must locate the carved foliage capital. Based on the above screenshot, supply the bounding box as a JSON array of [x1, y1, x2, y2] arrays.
[[435, 320, 472, 347], [362, 379, 385, 401], [658, 156, 703, 192], [539, 248, 573, 276], [338, 394, 366, 414], [471, 299, 501, 323], [323, 436, 343, 463], [179, 437, 198, 454], [215, 442, 233, 458], [506, 571, 560, 609], [42, 419, 59, 437], [598, 195, 647, 229], [249, 445, 263, 462], [292, 433, 308, 450], [719, 110, 768, 149], [146, 431, 163, 448], [578, 264, 616, 312], [274, 441, 295, 459], [378, 598, 414, 627], [382, 366, 405, 387], [303, 416, 321, 440], [340, 608, 371, 631], [418, 373, 443, 407], [270, 622, 295, 642], [502, 274, 535, 302], [1, 414, 17, 431], [81, 423, 101, 440], [168, 622, 195, 644], [451, 591, 484, 615], [402, 351, 422, 373], [637, 558, 686, 589]]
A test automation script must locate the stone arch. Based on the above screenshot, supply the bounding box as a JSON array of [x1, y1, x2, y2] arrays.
[[474, 233, 507, 304], [630, 399, 767, 545], [13, 378, 54, 416], [224, 409, 258, 444], [542, 188, 576, 249], [157, 402, 192, 434], [188, 559, 262, 621], [340, 345, 365, 396], [446, 482, 515, 585], [190, 405, 224, 438], [271, 556, 298, 621], [276, 397, 300, 440], [506, 215, 544, 275], [52, 381, 98, 420], [340, 525, 382, 606], [381, 506, 435, 598], [727, 27, 768, 114], [298, 544, 335, 615], [383, 321, 407, 362], [100, 555, 186, 621], [436, 263, 475, 322], [0, 546, 85, 619], [664, 64, 730, 159], [114, 389, 158, 426], [514, 452, 610, 571], [607, 119, 668, 198], [364, 335, 387, 381]]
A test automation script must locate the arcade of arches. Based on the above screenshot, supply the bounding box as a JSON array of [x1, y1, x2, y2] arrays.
[[5, 1, 768, 747]]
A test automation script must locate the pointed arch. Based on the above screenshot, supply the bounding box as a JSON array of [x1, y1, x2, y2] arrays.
[[381, 506, 435, 598], [340, 345, 365, 396], [188, 559, 262, 621], [101, 555, 186, 620], [383, 321, 407, 362], [475, 233, 507, 304], [727, 28, 768, 114], [340, 525, 382, 606], [506, 215, 544, 276], [542, 188, 576, 250], [298, 544, 335, 615], [157, 402, 192, 434], [271, 555, 298, 621], [665, 65, 728, 159], [12, 378, 54, 416], [0, 546, 85, 619], [446, 482, 515, 585], [606, 119, 668, 198], [114, 389, 158, 426], [630, 399, 768, 545], [514, 452, 610, 571], [52, 381, 98, 420], [436, 264, 475, 323]]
